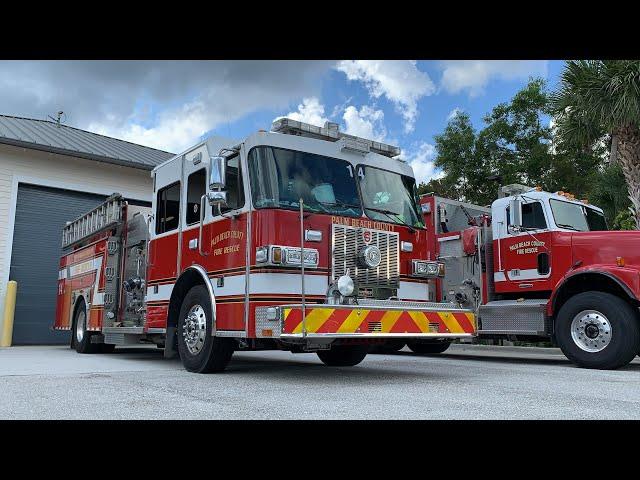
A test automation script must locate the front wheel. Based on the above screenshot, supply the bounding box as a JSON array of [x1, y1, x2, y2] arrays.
[[177, 285, 234, 373], [555, 291, 640, 370], [317, 345, 369, 366], [406, 340, 452, 354]]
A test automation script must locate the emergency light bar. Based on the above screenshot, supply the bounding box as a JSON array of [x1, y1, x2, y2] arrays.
[[271, 118, 402, 158]]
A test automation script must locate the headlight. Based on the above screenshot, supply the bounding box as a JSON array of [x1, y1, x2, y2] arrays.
[[255, 246, 268, 263], [337, 275, 355, 296], [255, 245, 319, 268], [412, 260, 444, 278]]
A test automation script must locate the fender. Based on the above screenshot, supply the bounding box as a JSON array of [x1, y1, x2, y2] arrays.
[[164, 264, 217, 359], [549, 265, 640, 316], [171, 264, 217, 332]]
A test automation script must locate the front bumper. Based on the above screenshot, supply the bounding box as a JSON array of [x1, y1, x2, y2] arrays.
[[255, 300, 476, 339]]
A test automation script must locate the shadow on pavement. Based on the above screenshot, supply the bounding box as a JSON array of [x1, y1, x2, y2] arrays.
[[373, 350, 640, 371]]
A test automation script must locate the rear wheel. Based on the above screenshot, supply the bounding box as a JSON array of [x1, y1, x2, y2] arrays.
[[71, 300, 100, 354], [317, 345, 369, 366], [406, 340, 452, 354], [556, 291, 640, 370], [177, 285, 234, 373]]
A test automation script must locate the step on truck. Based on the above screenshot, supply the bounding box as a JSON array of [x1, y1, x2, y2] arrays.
[[54, 118, 476, 373], [414, 185, 640, 369]]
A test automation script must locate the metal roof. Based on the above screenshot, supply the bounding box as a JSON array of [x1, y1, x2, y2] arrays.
[[0, 114, 175, 170]]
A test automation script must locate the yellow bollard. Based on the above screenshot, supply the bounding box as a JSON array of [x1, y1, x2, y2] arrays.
[[1, 281, 17, 347]]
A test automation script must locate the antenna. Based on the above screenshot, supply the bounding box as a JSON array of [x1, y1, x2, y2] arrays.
[[47, 111, 66, 127]]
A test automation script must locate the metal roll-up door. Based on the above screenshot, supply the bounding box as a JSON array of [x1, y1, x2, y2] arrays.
[[9, 184, 110, 344]]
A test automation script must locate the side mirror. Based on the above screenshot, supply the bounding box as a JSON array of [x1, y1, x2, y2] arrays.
[[509, 198, 522, 231], [207, 191, 227, 207], [209, 155, 227, 189]]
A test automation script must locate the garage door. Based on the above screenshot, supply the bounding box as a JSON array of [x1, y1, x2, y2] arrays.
[[9, 184, 115, 344]]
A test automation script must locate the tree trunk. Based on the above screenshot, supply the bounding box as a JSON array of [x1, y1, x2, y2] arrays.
[[614, 126, 640, 229], [609, 133, 618, 165]]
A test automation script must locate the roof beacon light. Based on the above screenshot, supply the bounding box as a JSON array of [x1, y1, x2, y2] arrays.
[[271, 117, 401, 158]]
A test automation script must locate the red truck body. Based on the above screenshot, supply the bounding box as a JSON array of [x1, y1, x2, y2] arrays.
[[419, 188, 640, 369]]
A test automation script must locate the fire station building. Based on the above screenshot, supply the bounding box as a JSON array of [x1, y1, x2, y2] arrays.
[[0, 115, 174, 344]]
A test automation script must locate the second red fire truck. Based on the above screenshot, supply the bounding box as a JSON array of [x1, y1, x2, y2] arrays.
[[54, 119, 476, 373], [411, 185, 640, 370]]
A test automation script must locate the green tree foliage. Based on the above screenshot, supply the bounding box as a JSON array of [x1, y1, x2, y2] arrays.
[[476, 78, 554, 191], [588, 163, 632, 227], [432, 112, 495, 205]]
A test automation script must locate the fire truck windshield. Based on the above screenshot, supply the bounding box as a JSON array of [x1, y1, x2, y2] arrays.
[[359, 166, 425, 228], [248, 146, 362, 217], [550, 199, 608, 232]]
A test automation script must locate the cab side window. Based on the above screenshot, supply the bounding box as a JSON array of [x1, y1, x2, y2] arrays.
[[156, 182, 180, 234], [213, 155, 245, 215], [506, 201, 547, 232], [522, 202, 547, 229], [186, 169, 206, 225]]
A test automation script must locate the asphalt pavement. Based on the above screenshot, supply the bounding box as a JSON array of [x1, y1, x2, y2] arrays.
[[1, 344, 639, 419]]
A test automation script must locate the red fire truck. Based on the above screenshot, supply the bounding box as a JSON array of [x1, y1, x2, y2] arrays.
[[54, 119, 476, 373], [406, 186, 640, 370]]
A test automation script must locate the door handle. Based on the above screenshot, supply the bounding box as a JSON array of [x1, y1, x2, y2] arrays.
[[198, 194, 209, 256]]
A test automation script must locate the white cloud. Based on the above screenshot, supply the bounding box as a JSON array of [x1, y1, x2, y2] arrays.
[[440, 61, 548, 97], [88, 99, 210, 152], [0, 60, 333, 153], [279, 97, 329, 127], [401, 142, 442, 185], [342, 105, 387, 142], [447, 107, 463, 121], [335, 60, 435, 133]]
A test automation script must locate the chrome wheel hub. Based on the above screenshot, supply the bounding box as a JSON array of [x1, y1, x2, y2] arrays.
[[182, 304, 207, 355], [76, 309, 86, 343], [570, 310, 612, 353]]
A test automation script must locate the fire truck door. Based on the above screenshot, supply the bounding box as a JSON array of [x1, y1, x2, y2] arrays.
[[501, 200, 552, 290], [181, 148, 211, 263]]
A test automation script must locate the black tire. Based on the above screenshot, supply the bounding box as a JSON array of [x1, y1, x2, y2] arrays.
[[370, 340, 406, 354], [177, 285, 234, 373], [406, 340, 452, 354], [71, 299, 100, 354], [317, 345, 369, 366], [555, 291, 640, 370]]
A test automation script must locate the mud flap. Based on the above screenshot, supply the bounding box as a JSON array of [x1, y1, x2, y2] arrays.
[[164, 326, 178, 359]]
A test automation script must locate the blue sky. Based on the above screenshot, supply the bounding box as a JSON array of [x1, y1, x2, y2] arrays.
[[197, 60, 565, 184], [0, 60, 566, 184]]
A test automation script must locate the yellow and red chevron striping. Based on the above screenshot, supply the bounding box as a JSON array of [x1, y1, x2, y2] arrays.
[[283, 307, 475, 335]]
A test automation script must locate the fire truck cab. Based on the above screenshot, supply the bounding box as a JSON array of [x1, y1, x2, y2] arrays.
[[419, 185, 640, 370], [55, 119, 476, 373]]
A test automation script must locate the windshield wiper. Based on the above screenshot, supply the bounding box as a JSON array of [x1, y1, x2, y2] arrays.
[[319, 200, 362, 211], [365, 206, 416, 233], [556, 223, 581, 232]]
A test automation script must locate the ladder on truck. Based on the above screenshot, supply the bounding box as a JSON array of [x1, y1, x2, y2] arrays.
[[62, 193, 124, 249]]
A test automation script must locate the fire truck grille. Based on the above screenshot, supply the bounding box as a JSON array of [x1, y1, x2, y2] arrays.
[[331, 224, 400, 290]]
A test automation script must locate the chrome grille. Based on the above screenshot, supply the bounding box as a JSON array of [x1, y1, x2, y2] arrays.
[[331, 224, 399, 289]]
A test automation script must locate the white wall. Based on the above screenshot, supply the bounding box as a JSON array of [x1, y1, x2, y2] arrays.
[[0, 143, 154, 328]]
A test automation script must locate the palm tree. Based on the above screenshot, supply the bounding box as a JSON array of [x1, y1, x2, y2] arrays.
[[551, 60, 640, 228]]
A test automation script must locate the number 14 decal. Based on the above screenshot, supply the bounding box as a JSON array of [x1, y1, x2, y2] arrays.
[[346, 165, 365, 180]]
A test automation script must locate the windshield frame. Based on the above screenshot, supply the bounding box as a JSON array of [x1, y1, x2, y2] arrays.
[[246, 145, 364, 218], [549, 198, 607, 232], [357, 163, 425, 229]]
